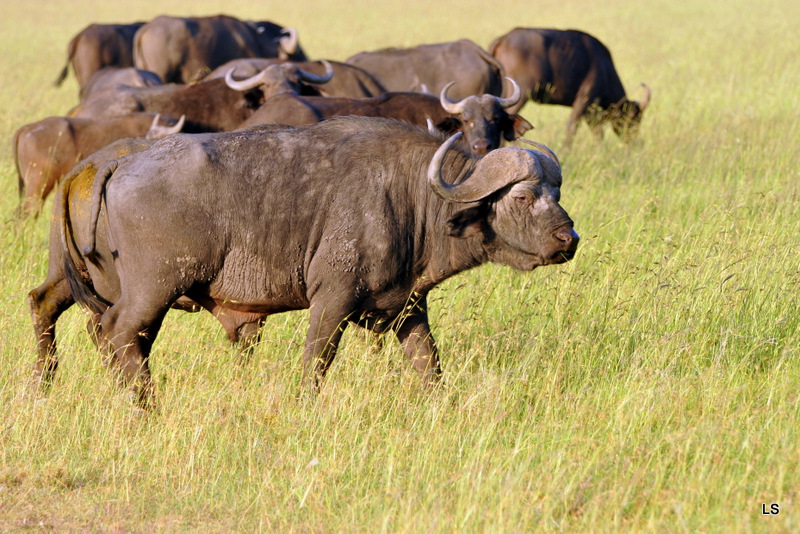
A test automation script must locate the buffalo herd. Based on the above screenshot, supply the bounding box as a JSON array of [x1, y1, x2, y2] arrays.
[[19, 15, 651, 407]]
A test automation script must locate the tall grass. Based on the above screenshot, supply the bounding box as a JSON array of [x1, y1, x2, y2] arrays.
[[1, 0, 798, 531]]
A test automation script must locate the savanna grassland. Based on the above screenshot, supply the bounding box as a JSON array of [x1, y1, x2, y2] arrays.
[[1, 0, 799, 531]]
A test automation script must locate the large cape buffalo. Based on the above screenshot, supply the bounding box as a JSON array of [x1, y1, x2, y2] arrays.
[[54, 22, 144, 94], [133, 15, 307, 83], [70, 117, 578, 408], [489, 28, 651, 145], [346, 39, 505, 100]]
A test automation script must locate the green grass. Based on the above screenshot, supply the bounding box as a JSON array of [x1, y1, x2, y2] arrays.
[[1, 0, 799, 531]]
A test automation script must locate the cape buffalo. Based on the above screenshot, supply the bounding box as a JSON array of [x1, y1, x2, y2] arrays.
[[133, 15, 307, 83], [69, 63, 333, 132], [238, 78, 532, 156], [54, 22, 144, 94], [489, 28, 651, 145], [13, 113, 183, 215], [71, 117, 578, 408], [346, 39, 505, 100]]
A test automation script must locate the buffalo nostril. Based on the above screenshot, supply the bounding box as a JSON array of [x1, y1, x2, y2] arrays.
[[555, 228, 580, 249], [472, 140, 488, 155]]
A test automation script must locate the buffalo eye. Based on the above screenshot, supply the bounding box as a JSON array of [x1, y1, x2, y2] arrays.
[[513, 192, 531, 205]]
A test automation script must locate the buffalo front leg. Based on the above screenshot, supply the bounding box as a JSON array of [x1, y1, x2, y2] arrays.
[[393, 296, 442, 388], [300, 302, 352, 396], [565, 86, 594, 147], [236, 318, 266, 358]]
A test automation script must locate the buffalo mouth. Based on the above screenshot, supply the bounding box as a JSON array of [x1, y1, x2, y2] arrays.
[[547, 227, 580, 264], [551, 248, 577, 263]]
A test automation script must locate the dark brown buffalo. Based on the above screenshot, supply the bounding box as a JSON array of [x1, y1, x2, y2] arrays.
[[68, 63, 333, 132], [67, 117, 577, 407], [239, 78, 532, 155], [489, 28, 651, 145], [13, 113, 183, 215], [346, 39, 505, 100], [55, 22, 144, 93], [205, 58, 387, 98], [80, 67, 163, 102], [133, 15, 306, 83]]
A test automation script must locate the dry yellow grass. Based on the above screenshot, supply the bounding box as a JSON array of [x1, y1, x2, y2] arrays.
[[1, 0, 799, 531]]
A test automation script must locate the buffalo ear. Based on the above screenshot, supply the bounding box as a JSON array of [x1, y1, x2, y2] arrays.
[[504, 114, 534, 141], [447, 205, 486, 238]]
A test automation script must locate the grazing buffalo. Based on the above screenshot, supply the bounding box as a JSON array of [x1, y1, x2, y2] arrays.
[[239, 78, 532, 155], [205, 59, 387, 98], [27, 134, 279, 393], [71, 117, 578, 407], [488, 27, 651, 144], [13, 113, 183, 215], [133, 15, 307, 83], [80, 67, 163, 102], [69, 63, 333, 132], [54, 22, 144, 93], [346, 39, 505, 100]]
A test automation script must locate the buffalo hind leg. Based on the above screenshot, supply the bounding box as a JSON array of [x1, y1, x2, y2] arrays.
[[393, 296, 442, 389], [99, 300, 169, 410], [27, 278, 75, 392]]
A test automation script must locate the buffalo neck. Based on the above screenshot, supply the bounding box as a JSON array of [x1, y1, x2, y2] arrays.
[[411, 151, 491, 293]]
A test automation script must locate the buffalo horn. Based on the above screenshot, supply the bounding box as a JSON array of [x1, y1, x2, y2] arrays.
[[427, 133, 543, 203], [516, 138, 561, 175], [297, 60, 334, 85], [145, 114, 186, 140], [225, 66, 268, 91], [496, 77, 522, 109], [439, 82, 467, 114], [278, 27, 299, 56], [426, 117, 436, 135]]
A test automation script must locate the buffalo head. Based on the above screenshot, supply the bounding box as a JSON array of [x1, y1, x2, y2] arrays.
[[438, 77, 532, 155], [429, 133, 578, 269], [603, 83, 651, 141], [225, 60, 335, 98]]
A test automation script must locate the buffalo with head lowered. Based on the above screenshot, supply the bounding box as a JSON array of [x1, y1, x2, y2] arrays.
[[489, 27, 651, 145], [71, 117, 578, 408]]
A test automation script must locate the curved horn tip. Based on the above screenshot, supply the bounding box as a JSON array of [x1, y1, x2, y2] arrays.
[[439, 81, 466, 114], [516, 138, 561, 171], [496, 76, 522, 108], [297, 60, 334, 84]]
